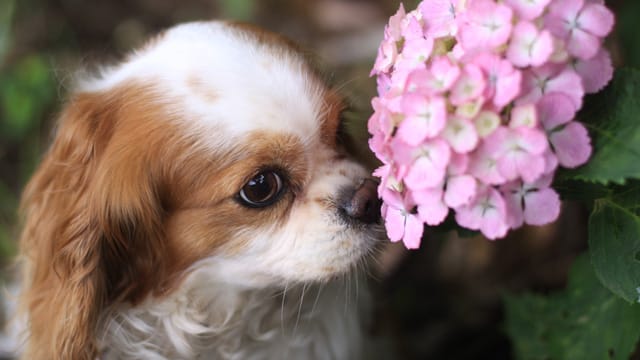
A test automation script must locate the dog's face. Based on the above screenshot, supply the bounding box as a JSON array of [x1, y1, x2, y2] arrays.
[[122, 22, 381, 288], [20, 21, 381, 359]]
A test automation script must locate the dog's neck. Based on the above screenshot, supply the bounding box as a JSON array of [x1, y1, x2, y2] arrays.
[[99, 274, 368, 359]]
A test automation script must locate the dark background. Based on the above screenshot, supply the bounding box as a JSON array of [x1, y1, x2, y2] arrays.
[[1, 0, 639, 358]]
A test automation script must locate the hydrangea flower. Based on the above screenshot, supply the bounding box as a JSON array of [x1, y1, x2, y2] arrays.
[[370, 0, 614, 248]]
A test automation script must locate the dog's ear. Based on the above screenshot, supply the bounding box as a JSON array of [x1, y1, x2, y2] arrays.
[[18, 86, 167, 360]]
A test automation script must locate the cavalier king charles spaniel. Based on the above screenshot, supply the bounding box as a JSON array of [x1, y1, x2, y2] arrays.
[[9, 21, 383, 359]]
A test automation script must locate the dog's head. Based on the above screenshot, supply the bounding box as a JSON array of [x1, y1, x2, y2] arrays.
[[18, 21, 381, 359]]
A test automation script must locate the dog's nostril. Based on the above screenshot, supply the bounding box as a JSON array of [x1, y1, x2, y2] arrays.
[[341, 179, 381, 224]]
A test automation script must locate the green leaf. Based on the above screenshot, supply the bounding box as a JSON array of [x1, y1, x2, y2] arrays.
[[505, 255, 640, 360], [588, 181, 640, 303], [565, 68, 640, 184]]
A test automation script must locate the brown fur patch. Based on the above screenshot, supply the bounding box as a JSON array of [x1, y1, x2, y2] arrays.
[[161, 131, 308, 290], [320, 89, 346, 148], [18, 78, 311, 358], [18, 81, 206, 359]]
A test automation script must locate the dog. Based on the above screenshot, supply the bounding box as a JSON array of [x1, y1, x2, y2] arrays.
[[10, 21, 383, 359]]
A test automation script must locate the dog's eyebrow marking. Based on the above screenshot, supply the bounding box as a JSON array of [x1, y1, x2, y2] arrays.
[[320, 89, 345, 148], [186, 74, 218, 103]]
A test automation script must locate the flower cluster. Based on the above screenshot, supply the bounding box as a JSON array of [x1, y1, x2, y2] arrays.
[[369, 0, 614, 248]]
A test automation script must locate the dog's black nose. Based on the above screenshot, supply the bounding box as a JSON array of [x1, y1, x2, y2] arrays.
[[340, 179, 381, 224]]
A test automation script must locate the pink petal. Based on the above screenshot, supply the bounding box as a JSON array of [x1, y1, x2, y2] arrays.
[[502, 186, 525, 229], [537, 93, 577, 130], [401, 13, 425, 40], [386, 3, 406, 41], [567, 28, 601, 60], [532, 172, 555, 188], [543, 148, 559, 174], [496, 128, 548, 182], [385, 207, 406, 242], [472, 49, 522, 109], [544, 13, 571, 40], [399, 95, 447, 144], [397, 116, 430, 146], [550, 121, 592, 168], [469, 147, 506, 185], [448, 153, 470, 175], [444, 175, 477, 208], [443, 116, 479, 153], [579, 3, 615, 37], [497, 151, 544, 183], [459, 0, 514, 51], [547, 67, 585, 109], [517, 127, 549, 155], [531, 30, 554, 67], [494, 68, 522, 108], [419, 0, 459, 37], [451, 64, 486, 105], [574, 48, 613, 93], [455, 187, 509, 239], [398, 37, 434, 68], [403, 214, 425, 249], [519, 155, 547, 183], [428, 56, 462, 93], [510, 104, 538, 128], [548, 0, 584, 25], [507, 22, 553, 68], [414, 189, 449, 226], [404, 69, 431, 94], [505, 0, 551, 20], [480, 214, 510, 240], [523, 187, 561, 226], [404, 155, 447, 190]]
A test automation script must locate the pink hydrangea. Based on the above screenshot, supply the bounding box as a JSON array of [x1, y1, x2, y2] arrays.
[[370, 0, 614, 248]]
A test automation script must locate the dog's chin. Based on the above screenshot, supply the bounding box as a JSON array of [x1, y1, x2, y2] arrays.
[[275, 225, 384, 286]]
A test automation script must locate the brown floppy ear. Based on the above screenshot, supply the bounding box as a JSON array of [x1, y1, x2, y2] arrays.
[[18, 86, 167, 360]]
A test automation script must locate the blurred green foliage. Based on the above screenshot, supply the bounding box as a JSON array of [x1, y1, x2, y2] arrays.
[[219, 0, 256, 21], [0, 0, 14, 63], [505, 255, 640, 360], [0, 0, 56, 263], [614, 0, 640, 69], [1, 56, 54, 141]]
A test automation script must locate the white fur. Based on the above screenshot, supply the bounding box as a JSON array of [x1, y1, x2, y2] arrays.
[[82, 22, 324, 149], [100, 269, 370, 360]]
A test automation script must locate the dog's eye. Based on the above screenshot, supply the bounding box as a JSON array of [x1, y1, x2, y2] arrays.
[[238, 171, 284, 208]]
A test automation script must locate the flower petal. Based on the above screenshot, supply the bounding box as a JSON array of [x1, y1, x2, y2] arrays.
[[537, 93, 577, 130], [444, 175, 477, 208], [550, 121, 592, 168], [579, 3, 614, 37], [523, 187, 561, 226], [403, 214, 425, 249], [574, 48, 613, 93], [567, 27, 601, 60], [385, 207, 406, 242], [443, 116, 479, 153], [415, 189, 449, 226]]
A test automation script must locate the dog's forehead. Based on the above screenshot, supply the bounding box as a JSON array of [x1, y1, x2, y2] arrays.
[[84, 21, 328, 142]]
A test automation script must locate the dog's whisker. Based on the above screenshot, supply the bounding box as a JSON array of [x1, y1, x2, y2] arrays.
[[293, 283, 308, 336], [281, 281, 289, 338]]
